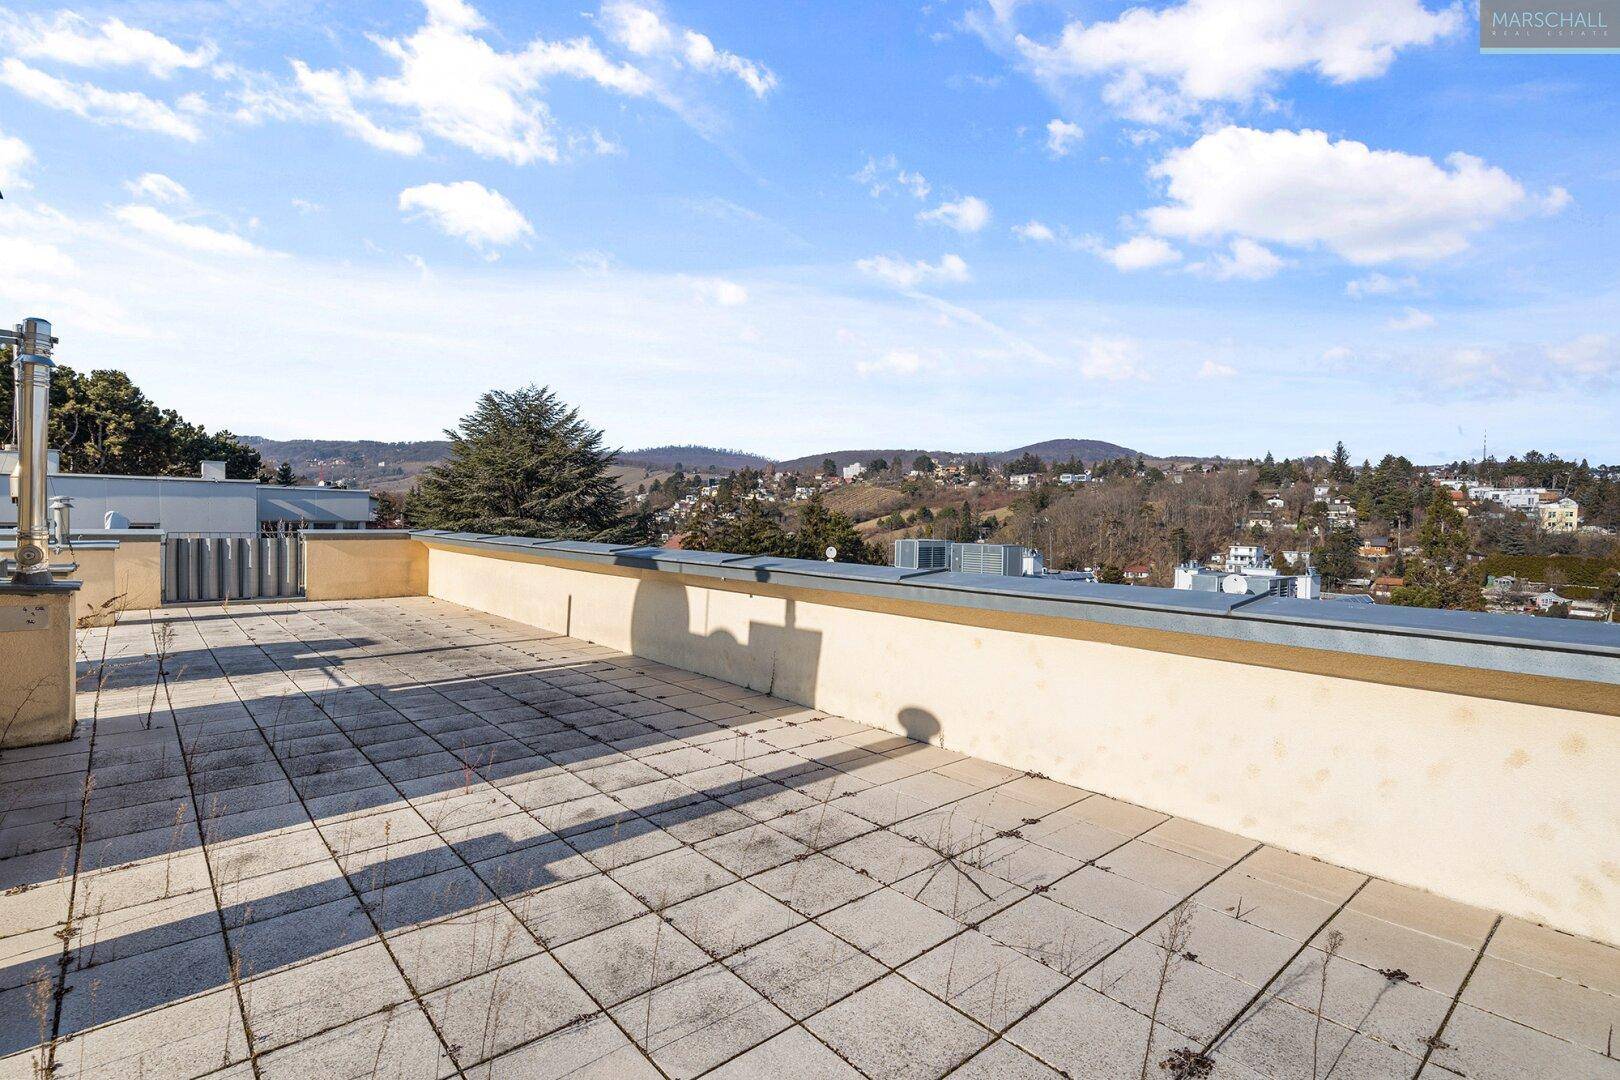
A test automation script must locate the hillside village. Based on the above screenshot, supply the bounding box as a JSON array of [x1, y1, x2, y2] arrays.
[[635, 445, 1620, 620]]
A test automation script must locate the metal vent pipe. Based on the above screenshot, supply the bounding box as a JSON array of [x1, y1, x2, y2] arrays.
[[10, 317, 56, 584]]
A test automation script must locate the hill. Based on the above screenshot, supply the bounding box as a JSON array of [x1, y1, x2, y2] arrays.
[[618, 445, 773, 471], [243, 437, 451, 492], [777, 438, 1142, 474]]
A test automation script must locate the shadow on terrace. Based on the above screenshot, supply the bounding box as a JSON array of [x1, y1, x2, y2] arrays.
[[0, 577, 977, 1057]]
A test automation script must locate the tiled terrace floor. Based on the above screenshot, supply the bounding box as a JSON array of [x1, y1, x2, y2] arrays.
[[1, 598, 1617, 1079]]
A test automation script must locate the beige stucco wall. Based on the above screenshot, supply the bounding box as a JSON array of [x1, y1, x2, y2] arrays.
[[0, 588, 77, 748], [423, 540, 1620, 946], [0, 540, 163, 624], [304, 535, 427, 601]]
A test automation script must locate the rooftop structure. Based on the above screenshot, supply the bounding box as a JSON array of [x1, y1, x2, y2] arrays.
[[1173, 549, 1322, 599], [1, 595, 1614, 1079], [892, 539, 1045, 577], [1, 450, 373, 534], [3, 529, 1618, 1079]]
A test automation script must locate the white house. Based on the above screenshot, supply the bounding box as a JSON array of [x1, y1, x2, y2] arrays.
[[1009, 473, 1039, 489], [841, 462, 866, 481]]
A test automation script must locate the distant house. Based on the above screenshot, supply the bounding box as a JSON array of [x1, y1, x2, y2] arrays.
[[1008, 473, 1039, 489], [1123, 563, 1152, 582], [1223, 544, 1266, 570], [1371, 575, 1405, 600], [841, 462, 866, 481], [1325, 501, 1358, 529], [1279, 549, 1312, 568], [1359, 536, 1391, 559], [1243, 512, 1275, 532], [1057, 473, 1088, 485], [1537, 496, 1580, 533], [1264, 495, 1286, 509]]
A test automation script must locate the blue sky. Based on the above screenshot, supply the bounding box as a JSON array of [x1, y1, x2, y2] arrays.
[[1, 0, 1618, 462]]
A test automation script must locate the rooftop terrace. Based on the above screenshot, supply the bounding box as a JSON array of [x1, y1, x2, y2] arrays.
[[2, 597, 1615, 1079]]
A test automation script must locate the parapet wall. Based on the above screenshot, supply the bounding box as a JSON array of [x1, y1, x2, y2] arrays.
[[412, 531, 1620, 945]]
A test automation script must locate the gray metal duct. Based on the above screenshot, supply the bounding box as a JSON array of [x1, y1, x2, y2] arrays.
[[9, 317, 56, 584]]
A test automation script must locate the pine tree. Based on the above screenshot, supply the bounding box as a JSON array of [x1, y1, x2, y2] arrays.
[[408, 385, 639, 541], [1328, 441, 1353, 482], [275, 462, 297, 486]]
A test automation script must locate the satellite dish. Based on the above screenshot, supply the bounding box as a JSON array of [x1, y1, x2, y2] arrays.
[[825, 546, 837, 562]]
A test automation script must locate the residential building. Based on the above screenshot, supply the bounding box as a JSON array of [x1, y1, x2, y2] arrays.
[[1371, 575, 1405, 601], [1, 452, 373, 534], [1359, 536, 1392, 559], [1473, 486, 1547, 511], [1243, 511, 1275, 532], [840, 462, 865, 481], [1122, 563, 1152, 582], [1223, 544, 1267, 570], [1538, 496, 1580, 533], [1325, 501, 1358, 528], [1280, 549, 1312, 569], [1008, 473, 1038, 489]]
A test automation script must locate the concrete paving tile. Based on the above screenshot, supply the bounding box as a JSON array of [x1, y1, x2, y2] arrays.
[[0, 925, 65, 995], [646, 799, 754, 844], [471, 838, 594, 897], [1213, 987, 1424, 1080], [465, 1013, 658, 1079], [608, 963, 792, 1078], [951, 1038, 1068, 1078], [1083, 934, 1257, 1046], [972, 834, 1083, 892], [0, 876, 71, 939], [1323, 906, 1483, 997], [213, 857, 350, 927], [1462, 953, 1620, 1055], [804, 972, 992, 1079], [551, 912, 711, 1007], [1487, 915, 1620, 993], [423, 953, 599, 1068], [665, 880, 803, 959], [209, 826, 332, 884], [1047, 864, 1180, 934], [1194, 863, 1348, 944], [901, 928, 1068, 1030], [510, 873, 647, 949], [256, 999, 452, 1080], [817, 884, 964, 967], [1240, 845, 1367, 904], [1352, 878, 1498, 950], [1265, 945, 1452, 1058], [1007, 982, 1176, 1080], [753, 853, 882, 917], [1097, 837, 1230, 896], [361, 864, 495, 934], [824, 828, 940, 885], [1055, 794, 1167, 836], [317, 806, 433, 858], [45, 986, 248, 1080], [387, 902, 541, 993], [764, 803, 874, 850], [610, 846, 737, 908], [70, 888, 220, 970], [1142, 816, 1257, 866], [243, 940, 412, 1053], [60, 931, 231, 1035], [726, 921, 887, 1020], [1428, 1002, 1620, 1080], [978, 894, 1127, 978], [705, 1025, 863, 1079], [895, 857, 1027, 925]]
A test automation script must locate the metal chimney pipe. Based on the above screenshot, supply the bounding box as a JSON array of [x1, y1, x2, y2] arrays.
[[11, 317, 55, 584], [50, 495, 72, 549]]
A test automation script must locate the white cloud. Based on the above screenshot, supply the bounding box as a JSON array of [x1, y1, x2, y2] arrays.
[[1321, 345, 1354, 363], [1386, 306, 1436, 331], [0, 59, 201, 140], [1090, 234, 1181, 271], [1145, 126, 1548, 265], [288, 1, 654, 166], [1013, 220, 1056, 242], [690, 277, 748, 305], [398, 181, 533, 250], [290, 60, 425, 157], [0, 129, 32, 189], [113, 204, 269, 256], [0, 11, 216, 79], [917, 195, 991, 233], [1189, 237, 1285, 280], [0, 235, 75, 277], [1198, 359, 1237, 378], [1045, 118, 1083, 157], [1013, 0, 1462, 124], [291, 198, 325, 214], [1346, 272, 1418, 298], [1546, 334, 1616, 379], [857, 348, 931, 376], [599, 2, 777, 97], [853, 154, 929, 199], [855, 253, 970, 289], [1078, 337, 1147, 380], [125, 173, 189, 204]]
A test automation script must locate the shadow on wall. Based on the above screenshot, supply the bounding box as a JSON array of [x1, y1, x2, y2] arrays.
[[625, 564, 824, 706]]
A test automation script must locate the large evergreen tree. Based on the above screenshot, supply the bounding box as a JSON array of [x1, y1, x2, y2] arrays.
[[408, 385, 641, 541]]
